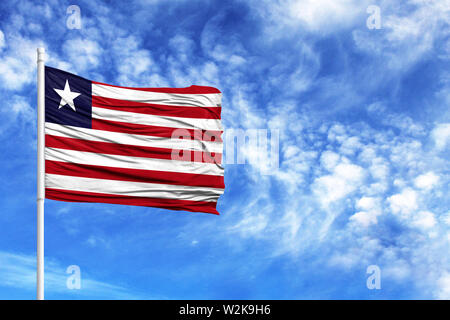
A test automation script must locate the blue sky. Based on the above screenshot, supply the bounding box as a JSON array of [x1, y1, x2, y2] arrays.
[[0, 0, 449, 299]]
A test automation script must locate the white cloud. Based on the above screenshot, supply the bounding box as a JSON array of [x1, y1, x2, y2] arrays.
[[353, 0, 449, 70], [229, 214, 268, 237], [169, 35, 195, 63], [327, 124, 347, 142], [431, 123, 450, 151], [414, 172, 440, 190], [0, 35, 45, 90], [339, 136, 362, 156], [112, 36, 156, 84], [349, 211, 375, 227], [388, 188, 418, 217], [63, 38, 103, 72], [358, 145, 377, 163], [11, 95, 34, 122], [442, 212, 450, 226], [313, 162, 365, 207], [0, 95, 35, 137], [356, 196, 378, 212], [350, 197, 381, 227], [255, 0, 371, 35], [320, 150, 340, 171], [436, 272, 450, 299], [383, 259, 412, 281], [369, 158, 389, 179], [289, 0, 370, 31], [412, 211, 437, 230]]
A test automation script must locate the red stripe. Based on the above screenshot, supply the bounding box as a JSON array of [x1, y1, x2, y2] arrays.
[[92, 118, 223, 142], [45, 160, 225, 189], [45, 188, 220, 215], [92, 82, 221, 94], [45, 135, 222, 164], [92, 96, 221, 119]]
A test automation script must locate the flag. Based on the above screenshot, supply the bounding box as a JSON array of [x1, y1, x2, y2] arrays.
[[44, 66, 224, 214]]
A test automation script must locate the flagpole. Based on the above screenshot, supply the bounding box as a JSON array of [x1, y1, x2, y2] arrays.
[[37, 47, 45, 300]]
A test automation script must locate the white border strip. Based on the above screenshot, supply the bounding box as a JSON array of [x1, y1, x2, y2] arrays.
[[92, 83, 222, 108], [45, 123, 223, 153], [46, 174, 223, 202], [45, 147, 224, 176], [92, 107, 223, 131]]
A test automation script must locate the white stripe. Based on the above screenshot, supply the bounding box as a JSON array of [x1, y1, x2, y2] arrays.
[[45, 147, 224, 176], [92, 107, 222, 131], [46, 174, 223, 202], [92, 84, 222, 108], [45, 123, 223, 154]]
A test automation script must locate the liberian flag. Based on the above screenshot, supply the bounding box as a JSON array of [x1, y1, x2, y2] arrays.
[[44, 66, 224, 214]]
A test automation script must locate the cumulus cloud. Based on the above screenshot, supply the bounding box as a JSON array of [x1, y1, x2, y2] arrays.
[[112, 36, 156, 84], [11, 95, 34, 123], [388, 188, 418, 217], [414, 172, 440, 190], [437, 272, 450, 299], [431, 123, 450, 151], [229, 111, 449, 296], [0, 95, 35, 138], [169, 34, 195, 63], [313, 162, 365, 207], [350, 196, 381, 227], [411, 211, 437, 230], [0, 35, 44, 90], [63, 38, 103, 72], [320, 150, 340, 171]]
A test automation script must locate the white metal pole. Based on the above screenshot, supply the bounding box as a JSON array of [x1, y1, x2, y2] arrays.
[[37, 47, 45, 300]]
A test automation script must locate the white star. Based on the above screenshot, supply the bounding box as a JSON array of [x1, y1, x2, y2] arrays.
[[53, 80, 81, 111]]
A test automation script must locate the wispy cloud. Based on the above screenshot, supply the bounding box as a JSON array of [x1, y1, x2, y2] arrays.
[[0, 250, 152, 299]]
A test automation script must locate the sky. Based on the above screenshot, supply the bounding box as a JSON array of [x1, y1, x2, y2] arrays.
[[0, 0, 449, 300]]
